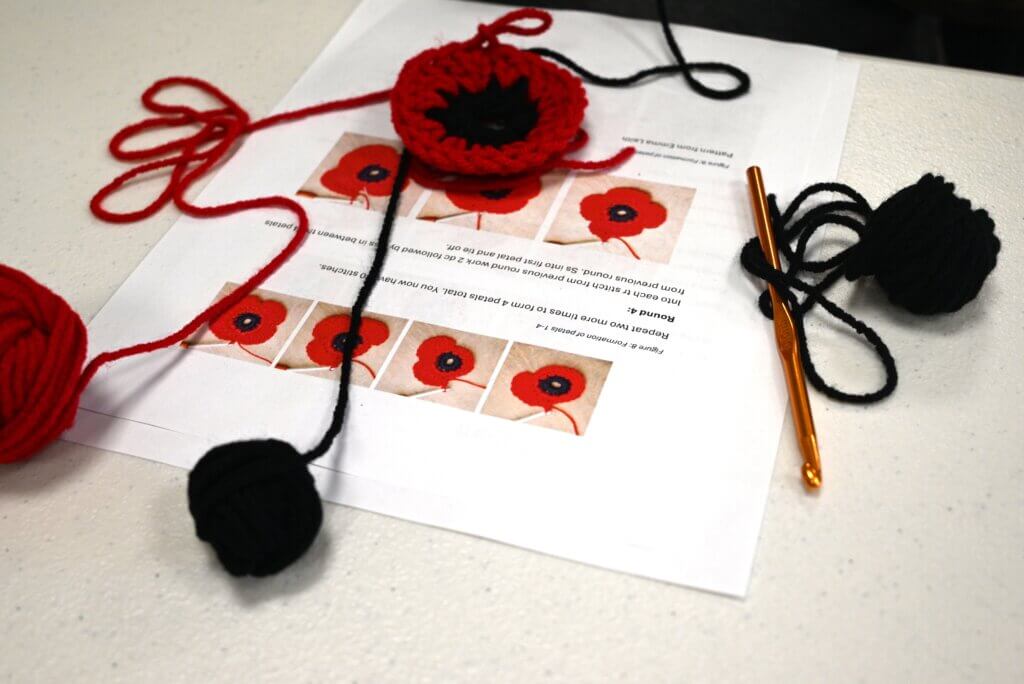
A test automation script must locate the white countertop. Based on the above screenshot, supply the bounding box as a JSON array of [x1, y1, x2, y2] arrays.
[[2, 1, 1022, 682]]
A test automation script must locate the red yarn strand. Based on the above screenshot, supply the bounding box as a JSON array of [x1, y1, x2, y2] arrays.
[[81, 79, 392, 395], [551, 406, 580, 435], [237, 345, 274, 365], [555, 145, 636, 172], [613, 237, 641, 259], [451, 377, 487, 389], [353, 359, 377, 379]]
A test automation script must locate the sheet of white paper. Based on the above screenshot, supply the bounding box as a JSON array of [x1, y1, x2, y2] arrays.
[[65, 0, 857, 596]]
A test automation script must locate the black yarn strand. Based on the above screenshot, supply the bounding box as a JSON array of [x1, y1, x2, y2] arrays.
[[528, 48, 684, 87], [304, 149, 412, 462], [740, 183, 898, 404], [529, 0, 750, 100], [654, 0, 750, 99]]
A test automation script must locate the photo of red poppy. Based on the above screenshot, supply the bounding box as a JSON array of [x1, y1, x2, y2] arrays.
[[305, 314, 390, 377], [319, 144, 409, 208], [483, 344, 611, 437], [376, 323, 505, 412], [442, 176, 543, 230], [511, 365, 586, 411], [415, 170, 564, 238], [299, 133, 426, 214], [546, 176, 693, 264], [209, 294, 287, 346], [579, 187, 667, 259], [275, 304, 406, 386], [184, 290, 299, 365], [412, 335, 484, 389]]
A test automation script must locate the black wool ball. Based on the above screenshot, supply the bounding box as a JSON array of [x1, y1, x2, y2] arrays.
[[187, 439, 323, 577], [844, 174, 1001, 315]]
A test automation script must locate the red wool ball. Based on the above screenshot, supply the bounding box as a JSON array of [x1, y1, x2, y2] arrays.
[[0, 265, 88, 463]]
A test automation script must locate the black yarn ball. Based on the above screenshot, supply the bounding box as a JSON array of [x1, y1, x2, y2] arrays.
[[844, 173, 1001, 315], [187, 439, 323, 577]]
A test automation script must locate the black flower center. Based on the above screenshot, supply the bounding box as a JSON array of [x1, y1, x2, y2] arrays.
[[480, 188, 513, 200], [357, 164, 391, 184], [332, 332, 364, 353], [607, 204, 638, 223], [538, 374, 572, 396], [233, 312, 262, 332], [435, 352, 464, 373], [426, 75, 538, 149]]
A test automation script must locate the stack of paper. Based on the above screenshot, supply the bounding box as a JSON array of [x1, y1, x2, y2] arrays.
[[67, 0, 858, 596]]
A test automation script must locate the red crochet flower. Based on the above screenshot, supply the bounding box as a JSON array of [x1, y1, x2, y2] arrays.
[[306, 314, 389, 368], [412, 335, 476, 388], [511, 364, 586, 411], [445, 176, 542, 215], [390, 10, 587, 177], [209, 295, 287, 346], [320, 144, 409, 201], [580, 187, 667, 242]]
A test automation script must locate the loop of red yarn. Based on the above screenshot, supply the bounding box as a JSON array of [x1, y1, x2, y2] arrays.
[[91, 76, 391, 223], [467, 8, 554, 49], [0, 265, 88, 463], [83, 78, 393, 379]]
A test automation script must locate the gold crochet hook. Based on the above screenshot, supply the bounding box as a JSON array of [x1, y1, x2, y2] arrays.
[[746, 166, 822, 490]]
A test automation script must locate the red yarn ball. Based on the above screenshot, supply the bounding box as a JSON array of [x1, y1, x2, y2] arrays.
[[391, 10, 587, 176], [0, 265, 88, 463]]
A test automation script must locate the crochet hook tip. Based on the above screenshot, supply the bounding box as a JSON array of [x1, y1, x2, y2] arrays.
[[802, 463, 822, 489]]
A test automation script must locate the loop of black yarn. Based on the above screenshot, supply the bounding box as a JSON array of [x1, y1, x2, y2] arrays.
[[530, 0, 750, 100], [740, 173, 1000, 404], [187, 150, 412, 576]]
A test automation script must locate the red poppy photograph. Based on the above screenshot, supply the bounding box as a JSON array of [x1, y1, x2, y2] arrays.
[[545, 176, 695, 264], [320, 144, 408, 207], [580, 187, 667, 245], [209, 294, 288, 346], [305, 314, 391, 373], [483, 342, 612, 436], [275, 303, 407, 387], [298, 133, 424, 213], [411, 335, 482, 389], [416, 171, 565, 238], [376, 323, 506, 412], [510, 364, 587, 411], [441, 176, 543, 230], [183, 284, 310, 367]]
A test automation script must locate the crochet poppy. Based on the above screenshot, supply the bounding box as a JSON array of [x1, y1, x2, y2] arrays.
[[580, 187, 668, 243], [320, 144, 409, 204], [390, 10, 588, 177], [511, 364, 586, 412], [446, 175, 542, 216], [209, 295, 287, 346], [412, 335, 477, 389], [305, 314, 389, 368]]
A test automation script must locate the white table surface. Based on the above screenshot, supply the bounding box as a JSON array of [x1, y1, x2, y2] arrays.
[[2, 1, 1022, 682]]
